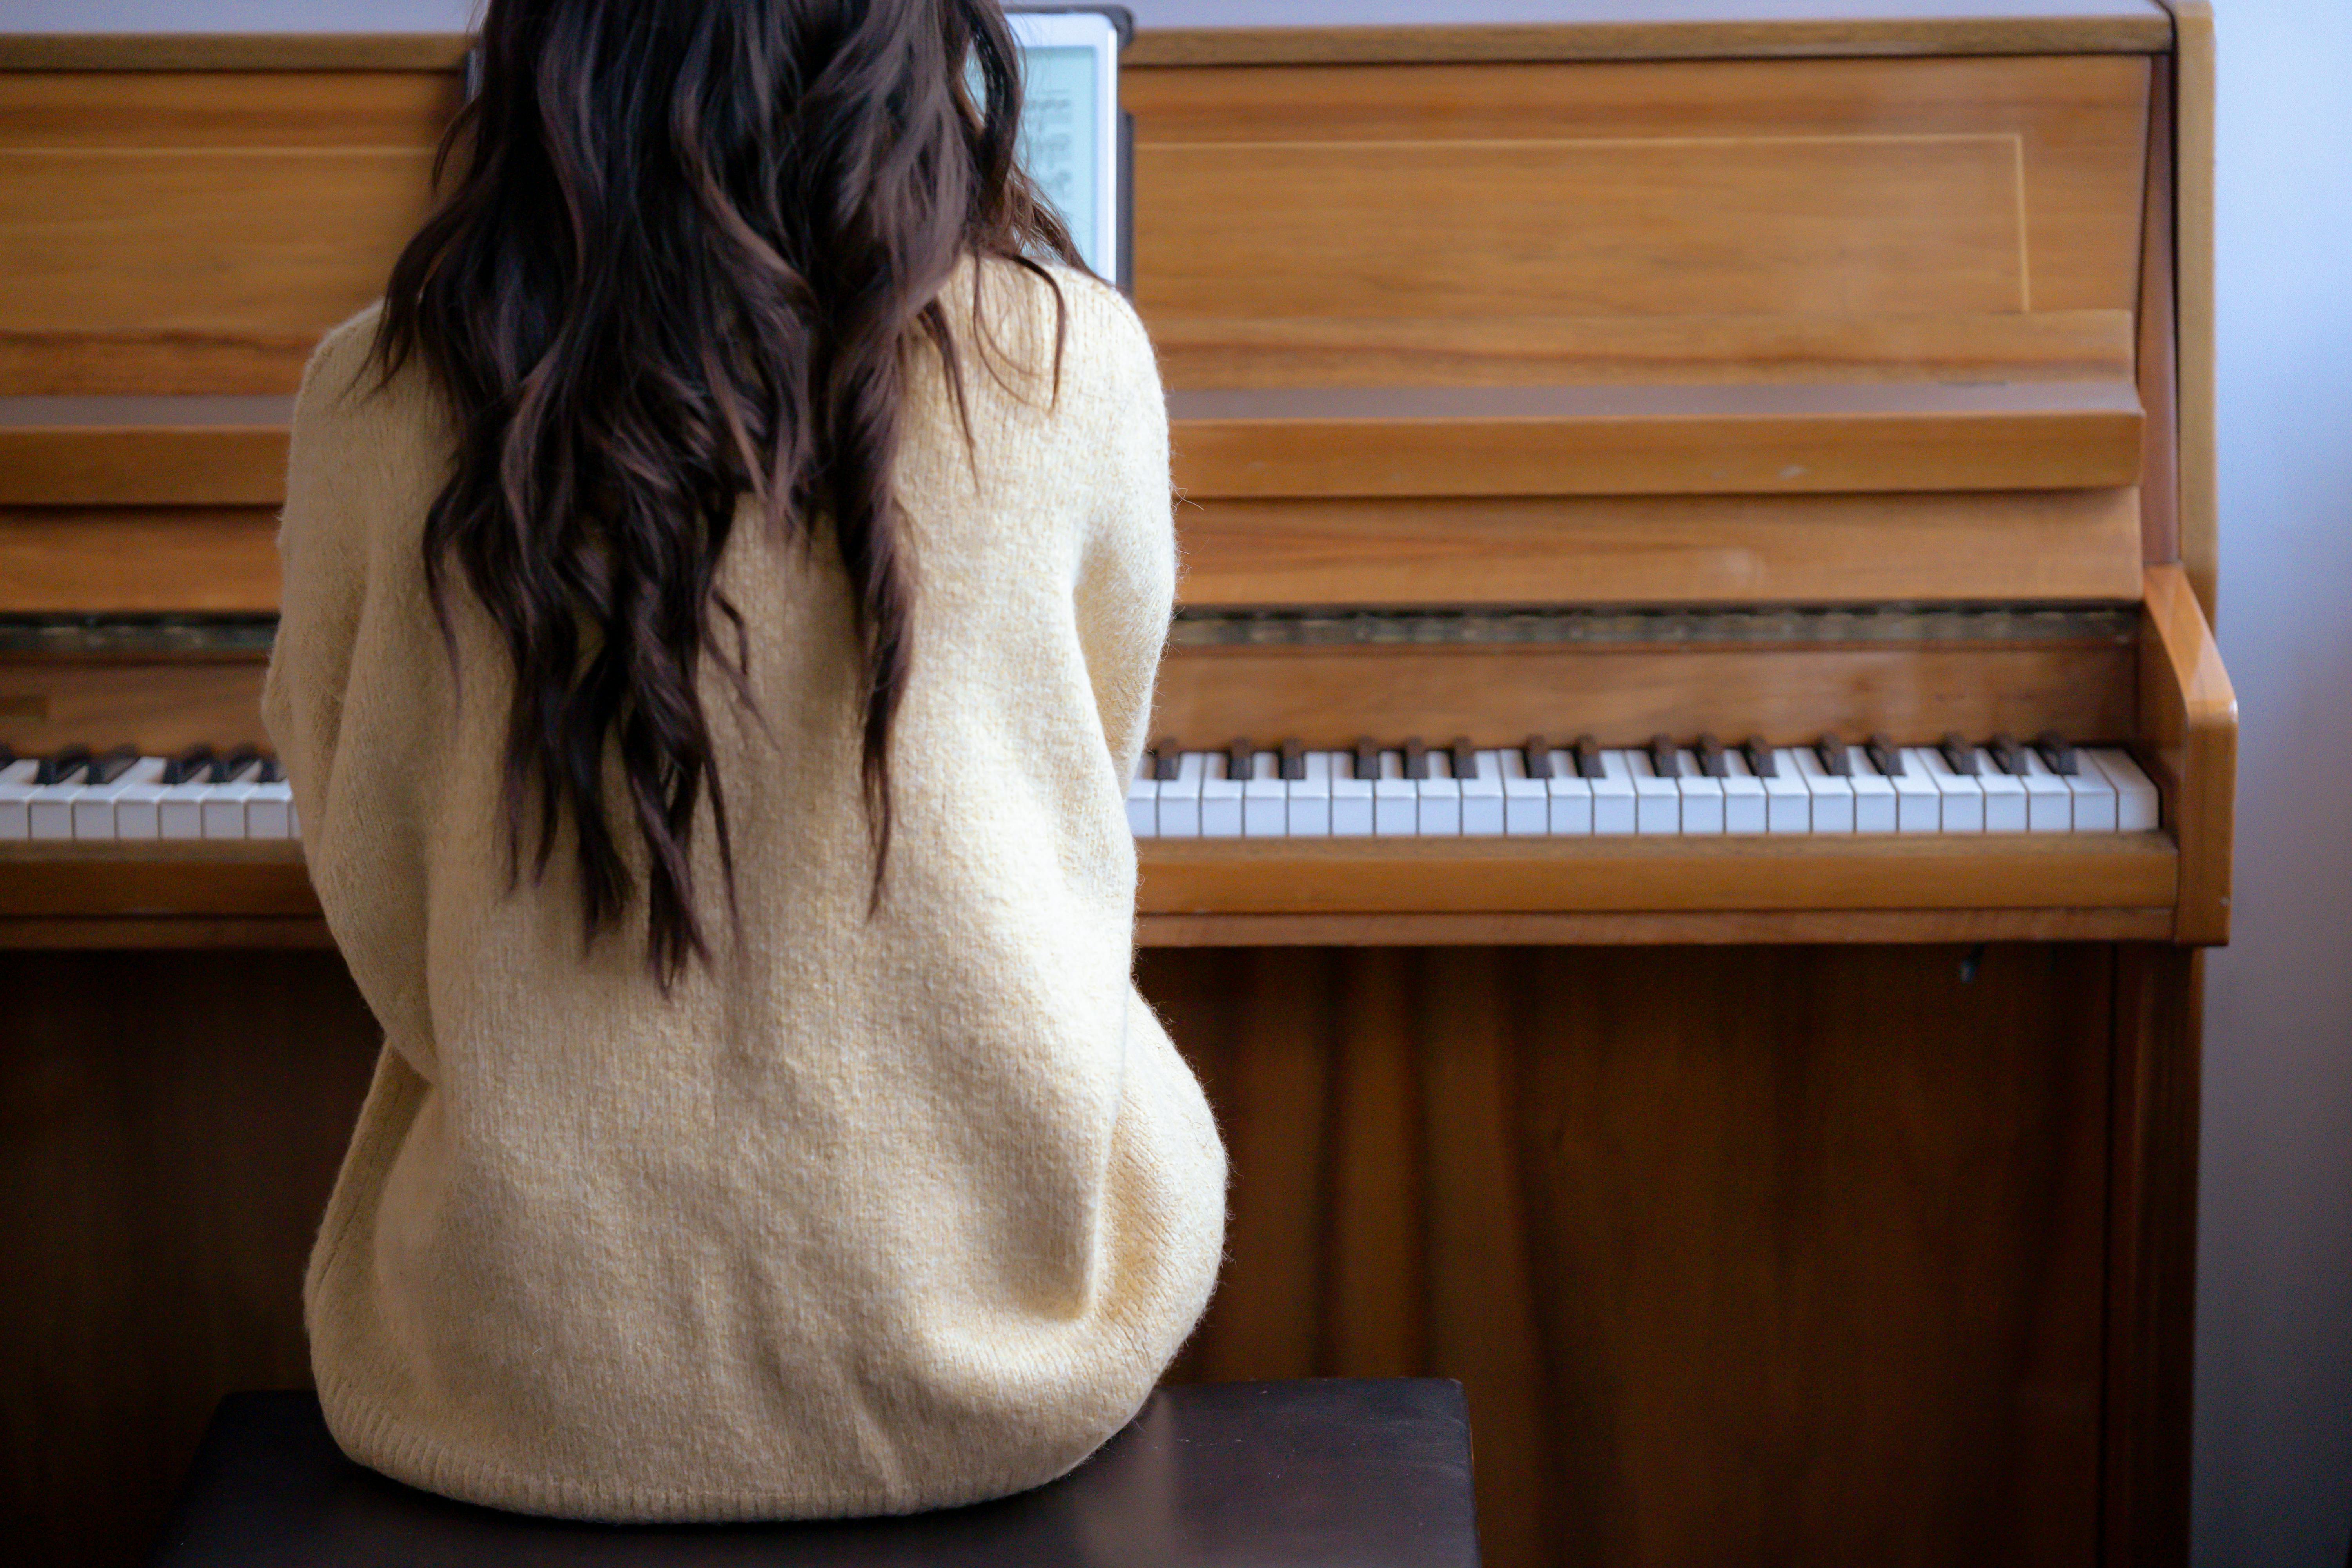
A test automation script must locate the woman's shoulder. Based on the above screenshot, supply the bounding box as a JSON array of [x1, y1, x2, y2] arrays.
[[947, 258, 1160, 416]]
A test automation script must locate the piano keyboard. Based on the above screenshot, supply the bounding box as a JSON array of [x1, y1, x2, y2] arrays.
[[1130, 734, 2160, 840], [0, 745, 294, 842], [2, 732, 2162, 846]]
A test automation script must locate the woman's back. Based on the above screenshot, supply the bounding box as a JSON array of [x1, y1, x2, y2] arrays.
[[260, 0, 1224, 1521]]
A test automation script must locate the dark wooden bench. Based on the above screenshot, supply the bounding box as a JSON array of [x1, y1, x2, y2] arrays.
[[149, 1379, 1479, 1566]]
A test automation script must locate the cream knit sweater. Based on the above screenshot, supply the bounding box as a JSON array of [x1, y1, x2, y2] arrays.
[[262, 264, 1225, 1522]]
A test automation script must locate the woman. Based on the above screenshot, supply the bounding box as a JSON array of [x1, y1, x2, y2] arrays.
[[262, 0, 1224, 1522]]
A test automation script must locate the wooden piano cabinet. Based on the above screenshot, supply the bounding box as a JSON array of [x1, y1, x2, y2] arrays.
[[1149, 942, 2125, 1567]]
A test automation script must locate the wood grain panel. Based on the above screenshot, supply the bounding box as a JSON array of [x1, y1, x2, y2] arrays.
[[1146, 941, 2115, 1567], [1176, 489, 2145, 607], [1127, 54, 2149, 318], [0, 508, 280, 613], [2164, 2, 2218, 619], [1153, 309, 2137, 390], [1136, 908, 2176, 947], [1149, 642, 2140, 753], [0, 948, 377, 1568], [1167, 380, 2145, 499], [0, 657, 270, 754], [1136, 833, 2176, 917], [2138, 564, 2232, 944], [1140, 132, 2026, 321]]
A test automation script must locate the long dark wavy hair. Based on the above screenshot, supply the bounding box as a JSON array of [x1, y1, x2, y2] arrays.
[[373, 0, 1082, 983]]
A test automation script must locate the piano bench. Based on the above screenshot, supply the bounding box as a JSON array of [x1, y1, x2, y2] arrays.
[[147, 1379, 1480, 1567]]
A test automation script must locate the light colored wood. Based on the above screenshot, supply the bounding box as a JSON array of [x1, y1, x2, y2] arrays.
[[2161, 2, 2217, 619], [1123, 9, 2172, 67], [1154, 309, 2137, 391], [1151, 642, 2139, 755], [1168, 381, 2144, 500], [0, 35, 471, 71], [1129, 56, 2150, 319], [0, 658, 270, 754], [0, 71, 454, 397], [0, 427, 291, 507], [1135, 833, 2176, 917], [2135, 60, 2182, 567], [0, 508, 280, 614], [1137, 908, 2176, 947], [0, 840, 311, 921], [2139, 564, 2232, 945], [1178, 488, 2145, 607]]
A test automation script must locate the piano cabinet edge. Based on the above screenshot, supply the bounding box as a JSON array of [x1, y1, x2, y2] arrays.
[[2139, 563, 2233, 945]]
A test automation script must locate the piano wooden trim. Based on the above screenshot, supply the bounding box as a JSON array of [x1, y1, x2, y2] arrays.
[[2141, 562, 2233, 945], [2160, 1, 2219, 620], [0, 6, 2180, 74]]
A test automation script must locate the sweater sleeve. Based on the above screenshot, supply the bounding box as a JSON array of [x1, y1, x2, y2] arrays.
[[262, 313, 434, 1060], [1071, 292, 1176, 783]]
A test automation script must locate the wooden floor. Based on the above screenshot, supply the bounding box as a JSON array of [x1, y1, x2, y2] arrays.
[[2, 942, 2122, 1567]]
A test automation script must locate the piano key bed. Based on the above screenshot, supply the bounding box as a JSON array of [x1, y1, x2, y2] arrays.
[[1130, 732, 2160, 840]]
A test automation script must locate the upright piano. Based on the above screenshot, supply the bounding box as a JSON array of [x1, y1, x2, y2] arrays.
[[0, 5, 2228, 1565]]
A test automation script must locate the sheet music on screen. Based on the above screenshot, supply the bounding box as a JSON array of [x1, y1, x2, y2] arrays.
[[1001, 10, 1123, 283]]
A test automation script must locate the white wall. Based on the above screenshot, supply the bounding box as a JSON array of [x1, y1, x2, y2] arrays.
[[4, 1, 2346, 1562]]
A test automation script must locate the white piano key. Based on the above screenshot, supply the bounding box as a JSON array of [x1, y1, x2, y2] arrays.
[[2017, 751, 2073, 833], [1158, 751, 1204, 838], [1126, 755, 1158, 838], [1591, 750, 1636, 836], [246, 777, 296, 840], [1628, 751, 1681, 835], [1848, 749, 1898, 833], [1544, 750, 1596, 837], [1880, 748, 1939, 834], [1501, 749, 1549, 837], [1675, 749, 1726, 836], [1330, 751, 1374, 837], [2056, 750, 2118, 833], [203, 767, 265, 839], [1914, 747, 1984, 834], [1416, 751, 1461, 837], [0, 758, 39, 840], [27, 769, 89, 841], [1288, 751, 1334, 838], [1721, 750, 1768, 835], [1462, 751, 1506, 837], [1764, 749, 1813, 834], [1791, 748, 1855, 834], [1200, 752, 1244, 838], [1975, 748, 2028, 833], [1374, 750, 1417, 837], [1243, 751, 1286, 838], [2088, 748, 2161, 832], [73, 755, 169, 840]]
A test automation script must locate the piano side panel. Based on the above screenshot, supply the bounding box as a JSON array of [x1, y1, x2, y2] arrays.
[[1156, 942, 2113, 1568]]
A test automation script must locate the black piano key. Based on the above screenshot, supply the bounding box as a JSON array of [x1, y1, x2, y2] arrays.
[[36, 744, 93, 786], [0, 744, 13, 767], [1989, 734, 2031, 776], [1694, 734, 1728, 778], [164, 744, 216, 786], [258, 755, 285, 784], [1353, 737, 1381, 783], [1572, 735, 1605, 780], [1814, 733, 1853, 776], [1523, 735, 1556, 780], [1226, 739, 1255, 783], [1939, 733, 1980, 775], [1403, 738, 1430, 780], [1742, 737, 1778, 778], [210, 744, 262, 785], [1279, 738, 1305, 782], [1646, 734, 1680, 779], [1449, 738, 1477, 781], [2036, 730, 2080, 776], [87, 745, 138, 785]]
